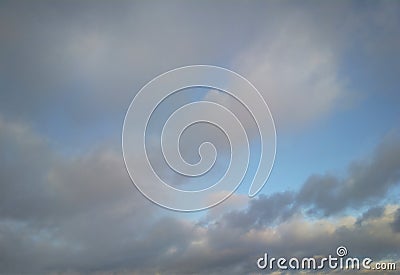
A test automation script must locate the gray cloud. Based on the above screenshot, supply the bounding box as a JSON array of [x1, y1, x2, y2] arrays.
[[0, 116, 158, 273], [219, 191, 296, 231], [0, 116, 153, 223], [0, 116, 56, 221], [2, 0, 397, 145], [297, 131, 400, 216], [391, 207, 400, 233], [0, 0, 266, 131], [0, 117, 399, 274], [215, 131, 400, 234], [125, 204, 400, 275], [356, 206, 385, 226]]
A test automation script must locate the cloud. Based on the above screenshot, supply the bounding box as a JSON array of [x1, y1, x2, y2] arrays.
[[231, 5, 347, 131], [212, 130, 400, 234], [0, 116, 158, 273], [0, 115, 154, 222], [114, 204, 400, 275], [4, 0, 397, 141], [219, 191, 296, 231], [0, 1, 269, 132], [0, 117, 399, 274], [356, 206, 385, 226], [0, 116, 56, 221], [391, 207, 400, 233], [230, 1, 400, 131], [297, 131, 400, 216]]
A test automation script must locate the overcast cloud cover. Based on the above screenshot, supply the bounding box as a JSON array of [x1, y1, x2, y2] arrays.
[[0, 0, 399, 274]]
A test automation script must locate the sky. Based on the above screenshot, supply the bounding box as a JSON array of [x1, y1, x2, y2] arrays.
[[0, 0, 399, 274]]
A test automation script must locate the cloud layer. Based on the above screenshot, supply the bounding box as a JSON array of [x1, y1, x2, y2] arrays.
[[0, 115, 399, 274]]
